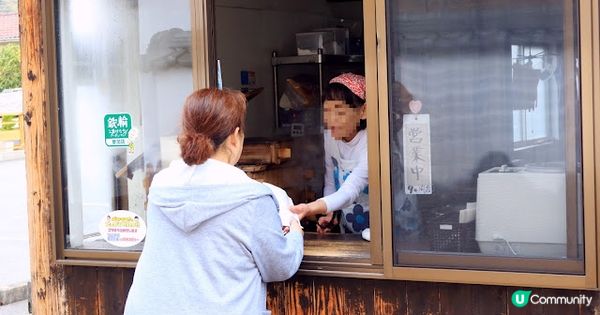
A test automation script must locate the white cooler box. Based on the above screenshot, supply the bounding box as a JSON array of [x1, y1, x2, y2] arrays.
[[475, 165, 566, 258]]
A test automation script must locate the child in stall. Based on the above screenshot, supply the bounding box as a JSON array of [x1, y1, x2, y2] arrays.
[[291, 73, 371, 238]]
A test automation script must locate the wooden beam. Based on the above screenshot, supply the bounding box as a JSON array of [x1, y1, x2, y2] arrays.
[[19, 0, 66, 313]]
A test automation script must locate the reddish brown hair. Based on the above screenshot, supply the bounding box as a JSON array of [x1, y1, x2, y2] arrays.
[[178, 88, 246, 165]]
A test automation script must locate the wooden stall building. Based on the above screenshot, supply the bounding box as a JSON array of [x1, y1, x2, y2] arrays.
[[19, 0, 600, 314]]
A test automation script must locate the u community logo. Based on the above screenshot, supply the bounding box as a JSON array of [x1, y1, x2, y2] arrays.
[[511, 290, 593, 308], [511, 290, 532, 308]]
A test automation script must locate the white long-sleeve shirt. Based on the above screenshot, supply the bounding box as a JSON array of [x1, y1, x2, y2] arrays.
[[321, 130, 369, 212]]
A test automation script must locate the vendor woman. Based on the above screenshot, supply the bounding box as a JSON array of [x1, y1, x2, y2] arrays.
[[291, 73, 370, 235]]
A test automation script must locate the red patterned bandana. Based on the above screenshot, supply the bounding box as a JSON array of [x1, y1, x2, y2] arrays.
[[329, 73, 366, 100]]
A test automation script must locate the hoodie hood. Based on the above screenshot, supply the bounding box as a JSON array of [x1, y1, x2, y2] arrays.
[[149, 183, 276, 233]]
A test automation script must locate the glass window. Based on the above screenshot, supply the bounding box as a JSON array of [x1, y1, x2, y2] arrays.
[[387, 0, 583, 273], [56, 0, 193, 251]]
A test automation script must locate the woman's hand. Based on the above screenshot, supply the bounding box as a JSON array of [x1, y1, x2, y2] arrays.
[[282, 217, 302, 235], [288, 219, 304, 235]]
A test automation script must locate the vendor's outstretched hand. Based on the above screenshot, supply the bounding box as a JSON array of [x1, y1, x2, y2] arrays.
[[290, 203, 311, 220], [290, 199, 327, 220]]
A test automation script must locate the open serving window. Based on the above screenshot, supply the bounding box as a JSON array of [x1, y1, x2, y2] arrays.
[[207, 0, 379, 269], [49, 0, 599, 289]]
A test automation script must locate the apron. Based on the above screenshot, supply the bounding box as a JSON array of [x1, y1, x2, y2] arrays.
[[327, 139, 370, 234]]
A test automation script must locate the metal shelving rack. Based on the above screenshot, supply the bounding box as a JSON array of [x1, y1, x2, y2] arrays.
[[271, 49, 364, 128]]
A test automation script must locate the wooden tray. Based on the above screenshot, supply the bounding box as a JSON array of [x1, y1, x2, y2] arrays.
[[239, 141, 292, 165]]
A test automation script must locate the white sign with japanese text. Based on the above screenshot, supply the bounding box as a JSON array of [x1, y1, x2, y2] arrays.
[[99, 210, 146, 247], [403, 114, 432, 194]]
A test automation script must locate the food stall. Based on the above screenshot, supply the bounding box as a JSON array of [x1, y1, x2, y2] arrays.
[[19, 0, 600, 313]]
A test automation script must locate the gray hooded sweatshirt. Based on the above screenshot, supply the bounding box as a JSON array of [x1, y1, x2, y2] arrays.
[[124, 159, 304, 315]]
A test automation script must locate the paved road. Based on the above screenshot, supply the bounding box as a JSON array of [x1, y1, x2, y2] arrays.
[[0, 90, 23, 114], [0, 300, 28, 315], [0, 156, 30, 312]]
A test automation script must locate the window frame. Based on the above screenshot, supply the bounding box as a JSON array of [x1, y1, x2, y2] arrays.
[[380, 9, 586, 276], [47, 0, 205, 266], [44, 0, 600, 290], [376, 0, 599, 289]]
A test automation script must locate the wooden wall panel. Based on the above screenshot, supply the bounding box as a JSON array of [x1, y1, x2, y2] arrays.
[[59, 267, 600, 315], [312, 277, 385, 314], [581, 289, 600, 315], [97, 268, 129, 315], [439, 283, 473, 315], [373, 280, 407, 314], [122, 268, 135, 298], [282, 276, 315, 315], [405, 281, 439, 315], [63, 267, 135, 315], [340, 278, 375, 315], [64, 266, 99, 315], [313, 276, 346, 315], [267, 277, 600, 315], [267, 281, 287, 315], [471, 284, 506, 315]]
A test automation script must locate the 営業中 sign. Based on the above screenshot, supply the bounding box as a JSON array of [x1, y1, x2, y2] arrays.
[[403, 113, 432, 194]]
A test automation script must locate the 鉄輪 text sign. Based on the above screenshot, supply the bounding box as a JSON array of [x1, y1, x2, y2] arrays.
[[104, 113, 132, 147]]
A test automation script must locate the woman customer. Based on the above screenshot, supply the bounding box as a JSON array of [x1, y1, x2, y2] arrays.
[[124, 88, 304, 315]]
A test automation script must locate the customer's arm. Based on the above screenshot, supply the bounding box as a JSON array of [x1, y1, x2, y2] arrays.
[[250, 196, 304, 282]]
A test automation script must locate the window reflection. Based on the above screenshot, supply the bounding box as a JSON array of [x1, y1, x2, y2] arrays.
[[388, 0, 583, 271], [512, 45, 560, 146], [57, 0, 193, 250]]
